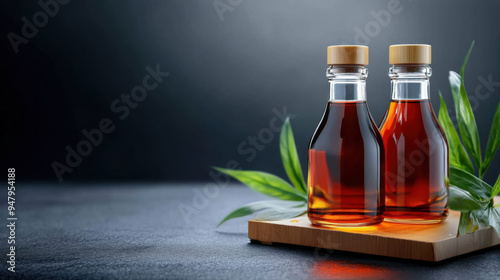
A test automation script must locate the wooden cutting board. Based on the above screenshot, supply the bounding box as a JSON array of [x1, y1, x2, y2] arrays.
[[248, 202, 500, 262]]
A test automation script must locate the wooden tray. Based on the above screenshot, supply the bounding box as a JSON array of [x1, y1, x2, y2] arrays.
[[248, 203, 500, 262]]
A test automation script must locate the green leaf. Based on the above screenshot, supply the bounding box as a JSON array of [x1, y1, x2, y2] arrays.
[[438, 93, 474, 173], [481, 102, 500, 178], [471, 209, 489, 226], [449, 166, 492, 199], [458, 211, 470, 236], [491, 174, 500, 198], [466, 213, 479, 233], [449, 71, 482, 171], [459, 40, 475, 83], [449, 185, 489, 211], [217, 200, 305, 227], [214, 167, 307, 202], [280, 117, 307, 194], [255, 206, 306, 220], [488, 207, 500, 239]]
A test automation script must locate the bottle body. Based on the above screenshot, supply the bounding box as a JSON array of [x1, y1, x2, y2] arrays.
[[308, 65, 385, 227], [379, 64, 449, 224]]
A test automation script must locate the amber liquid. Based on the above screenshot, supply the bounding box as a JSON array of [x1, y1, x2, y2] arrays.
[[379, 100, 448, 224], [308, 101, 385, 227]]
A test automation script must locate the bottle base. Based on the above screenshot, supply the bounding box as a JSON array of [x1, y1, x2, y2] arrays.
[[383, 218, 445, 224], [383, 208, 448, 224], [308, 212, 384, 227]]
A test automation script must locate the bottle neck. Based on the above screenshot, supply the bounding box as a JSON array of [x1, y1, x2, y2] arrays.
[[389, 65, 431, 100], [327, 65, 367, 101]]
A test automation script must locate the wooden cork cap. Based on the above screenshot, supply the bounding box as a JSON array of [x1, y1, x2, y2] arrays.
[[389, 44, 431, 64], [327, 45, 368, 65]]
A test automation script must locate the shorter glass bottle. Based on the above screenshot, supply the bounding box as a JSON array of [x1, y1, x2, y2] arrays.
[[379, 44, 449, 224], [308, 45, 385, 227]]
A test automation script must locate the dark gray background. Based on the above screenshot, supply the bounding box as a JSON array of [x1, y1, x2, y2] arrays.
[[2, 0, 499, 184]]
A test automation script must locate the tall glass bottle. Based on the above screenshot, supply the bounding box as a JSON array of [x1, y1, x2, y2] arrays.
[[379, 44, 449, 224], [308, 45, 385, 227]]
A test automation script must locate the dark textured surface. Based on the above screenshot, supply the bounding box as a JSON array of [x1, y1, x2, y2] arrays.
[[1, 183, 499, 279]]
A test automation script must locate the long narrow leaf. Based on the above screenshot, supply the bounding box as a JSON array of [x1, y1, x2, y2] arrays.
[[217, 200, 305, 227], [458, 211, 470, 236], [450, 166, 492, 199], [466, 213, 479, 233], [438, 93, 474, 173], [459, 40, 475, 82], [471, 209, 489, 226], [255, 206, 306, 220], [491, 174, 500, 198], [280, 117, 307, 194], [481, 102, 500, 178], [214, 167, 307, 202], [449, 71, 482, 170], [449, 185, 489, 211], [488, 207, 500, 239]]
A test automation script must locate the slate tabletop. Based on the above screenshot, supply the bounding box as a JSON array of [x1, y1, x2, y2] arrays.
[[1, 183, 499, 279]]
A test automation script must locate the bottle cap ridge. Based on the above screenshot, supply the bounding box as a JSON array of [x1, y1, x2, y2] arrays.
[[327, 45, 369, 65], [389, 44, 431, 64]]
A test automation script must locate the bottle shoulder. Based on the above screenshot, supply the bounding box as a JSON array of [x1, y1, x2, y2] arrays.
[[310, 101, 383, 150], [379, 100, 447, 145]]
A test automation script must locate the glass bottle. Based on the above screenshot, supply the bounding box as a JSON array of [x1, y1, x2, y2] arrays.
[[379, 44, 449, 224], [308, 45, 385, 227]]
